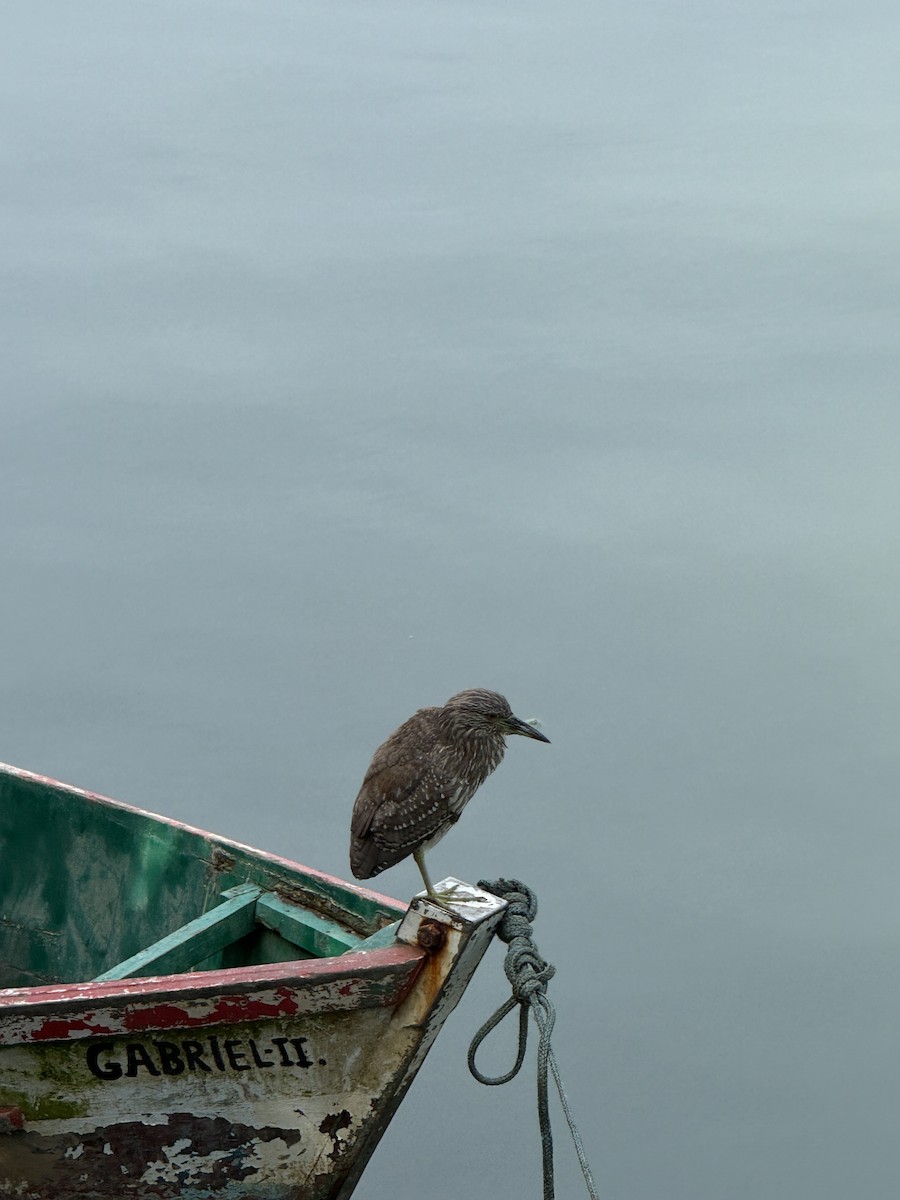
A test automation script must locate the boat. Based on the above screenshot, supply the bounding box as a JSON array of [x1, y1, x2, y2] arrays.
[[0, 761, 507, 1199]]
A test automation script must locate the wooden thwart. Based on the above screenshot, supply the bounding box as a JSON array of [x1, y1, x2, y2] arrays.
[[256, 892, 359, 958], [94, 884, 360, 982]]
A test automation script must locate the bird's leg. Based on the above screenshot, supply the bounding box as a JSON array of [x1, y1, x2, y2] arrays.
[[412, 849, 475, 905], [413, 848, 439, 898]]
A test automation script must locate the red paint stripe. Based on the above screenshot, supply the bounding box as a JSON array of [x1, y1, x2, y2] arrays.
[[28, 1017, 115, 1041], [122, 986, 303, 1032], [1, 948, 425, 1044]]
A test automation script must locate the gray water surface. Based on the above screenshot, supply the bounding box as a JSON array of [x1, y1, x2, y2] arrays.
[[3, 2, 900, 1197]]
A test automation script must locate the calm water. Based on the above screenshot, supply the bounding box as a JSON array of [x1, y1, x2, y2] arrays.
[[3, 2, 900, 1197]]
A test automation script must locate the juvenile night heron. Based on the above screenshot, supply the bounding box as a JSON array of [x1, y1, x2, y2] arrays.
[[350, 688, 550, 900]]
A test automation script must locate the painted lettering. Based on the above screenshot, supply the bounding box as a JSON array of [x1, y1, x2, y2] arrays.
[[248, 1039, 274, 1069], [154, 1041, 186, 1076], [125, 1043, 161, 1077], [85, 1035, 324, 1080], [208, 1037, 226, 1071], [271, 1036, 294, 1066], [290, 1037, 313, 1068], [182, 1040, 212, 1072], [86, 1042, 123, 1081], [224, 1040, 250, 1071]]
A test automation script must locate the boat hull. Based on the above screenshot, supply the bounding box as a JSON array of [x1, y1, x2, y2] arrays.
[[0, 764, 507, 1198]]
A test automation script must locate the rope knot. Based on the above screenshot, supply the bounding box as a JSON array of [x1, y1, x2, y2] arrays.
[[480, 877, 538, 929], [505, 944, 556, 1002], [468, 878, 597, 1200]]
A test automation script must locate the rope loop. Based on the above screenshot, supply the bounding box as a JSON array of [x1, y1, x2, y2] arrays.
[[468, 878, 598, 1200]]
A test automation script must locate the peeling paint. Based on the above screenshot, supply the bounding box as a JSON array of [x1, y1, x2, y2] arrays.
[[0, 951, 422, 1048], [0, 887, 505, 1198]]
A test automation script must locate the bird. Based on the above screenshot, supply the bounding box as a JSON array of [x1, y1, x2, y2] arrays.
[[350, 688, 550, 901]]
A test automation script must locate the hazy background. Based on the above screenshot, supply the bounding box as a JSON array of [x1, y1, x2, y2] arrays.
[[3, 1, 900, 1197]]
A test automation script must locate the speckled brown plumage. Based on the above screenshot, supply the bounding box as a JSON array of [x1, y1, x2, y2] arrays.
[[350, 688, 550, 898]]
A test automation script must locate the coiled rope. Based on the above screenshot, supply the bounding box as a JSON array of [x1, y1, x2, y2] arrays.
[[468, 879, 598, 1200]]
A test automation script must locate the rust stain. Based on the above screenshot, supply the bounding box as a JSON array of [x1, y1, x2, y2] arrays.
[[416, 950, 447, 1012], [415, 920, 446, 953], [391, 918, 454, 1014], [391, 954, 426, 1009]]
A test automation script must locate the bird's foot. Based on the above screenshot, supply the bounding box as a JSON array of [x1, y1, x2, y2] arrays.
[[424, 881, 480, 906]]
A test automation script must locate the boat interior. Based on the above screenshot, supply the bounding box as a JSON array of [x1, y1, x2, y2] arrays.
[[0, 765, 402, 991]]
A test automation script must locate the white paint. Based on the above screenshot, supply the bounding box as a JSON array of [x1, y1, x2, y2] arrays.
[[140, 1138, 233, 1185]]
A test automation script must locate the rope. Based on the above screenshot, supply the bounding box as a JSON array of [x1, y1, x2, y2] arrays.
[[468, 879, 598, 1200]]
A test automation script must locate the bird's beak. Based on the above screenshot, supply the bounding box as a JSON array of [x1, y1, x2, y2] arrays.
[[508, 716, 550, 743]]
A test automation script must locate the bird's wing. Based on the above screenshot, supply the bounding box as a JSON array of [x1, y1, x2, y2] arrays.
[[350, 755, 458, 875], [351, 754, 441, 837], [350, 714, 435, 840]]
